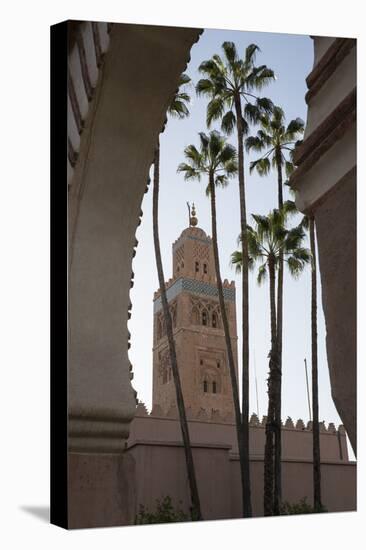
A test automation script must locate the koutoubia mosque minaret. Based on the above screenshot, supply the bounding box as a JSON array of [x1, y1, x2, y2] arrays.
[[152, 204, 238, 420]]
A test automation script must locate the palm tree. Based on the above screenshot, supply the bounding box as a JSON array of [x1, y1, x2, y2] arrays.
[[300, 213, 322, 512], [177, 130, 252, 516], [309, 216, 322, 512], [152, 73, 202, 521], [246, 109, 304, 512], [231, 207, 310, 515], [196, 41, 275, 518]]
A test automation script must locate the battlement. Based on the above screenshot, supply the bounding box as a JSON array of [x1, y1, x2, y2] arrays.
[[135, 402, 345, 434], [130, 402, 349, 464]]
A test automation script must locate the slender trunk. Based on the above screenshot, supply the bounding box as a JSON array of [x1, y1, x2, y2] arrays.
[[310, 216, 322, 511], [264, 256, 278, 516], [208, 172, 248, 519], [153, 143, 202, 521], [234, 97, 252, 518], [274, 148, 283, 514]]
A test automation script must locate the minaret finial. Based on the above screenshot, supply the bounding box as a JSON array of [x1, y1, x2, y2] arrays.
[[189, 202, 198, 227]]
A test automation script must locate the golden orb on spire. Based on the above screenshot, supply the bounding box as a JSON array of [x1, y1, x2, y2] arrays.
[[190, 202, 198, 226]]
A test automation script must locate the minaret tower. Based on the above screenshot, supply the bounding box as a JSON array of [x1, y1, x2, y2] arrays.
[[152, 205, 238, 420]]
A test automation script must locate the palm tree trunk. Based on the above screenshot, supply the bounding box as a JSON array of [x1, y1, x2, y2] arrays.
[[152, 142, 202, 521], [310, 216, 322, 511], [234, 97, 252, 518], [208, 171, 248, 519], [264, 256, 277, 516], [274, 149, 283, 514]]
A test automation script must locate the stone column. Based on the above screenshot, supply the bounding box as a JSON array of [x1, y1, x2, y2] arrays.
[[67, 22, 202, 527], [291, 37, 356, 455]]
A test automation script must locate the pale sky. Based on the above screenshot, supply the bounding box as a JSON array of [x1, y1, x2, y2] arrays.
[[128, 27, 354, 458]]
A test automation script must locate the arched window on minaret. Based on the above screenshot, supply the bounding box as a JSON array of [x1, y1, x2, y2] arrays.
[[203, 380, 208, 393], [212, 381, 217, 394], [195, 261, 199, 273], [212, 312, 217, 328], [202, 310, 208, 326], [203, 263, 208, 274]]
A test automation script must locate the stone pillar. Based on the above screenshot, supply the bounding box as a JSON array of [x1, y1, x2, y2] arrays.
[[67, 22, 202, 527], [291, 37, 356, 454]]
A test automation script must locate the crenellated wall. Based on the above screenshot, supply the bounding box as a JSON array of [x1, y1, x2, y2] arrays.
[[124, 402, 355, 519]]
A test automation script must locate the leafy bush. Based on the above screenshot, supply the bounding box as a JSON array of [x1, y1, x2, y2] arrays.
[[135, 496, 189, 525], [280, 497, 327, 515]]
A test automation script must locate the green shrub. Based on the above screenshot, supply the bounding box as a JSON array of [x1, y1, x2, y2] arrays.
[[280, 497, 327, 515], [135, 496, 189, 525]]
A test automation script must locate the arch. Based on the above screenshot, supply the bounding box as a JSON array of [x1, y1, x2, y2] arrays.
[[195, 260, 200, 273], [212, 312, 217, 328], [202, 309, 208, 326], [203, 380, 208, 393]]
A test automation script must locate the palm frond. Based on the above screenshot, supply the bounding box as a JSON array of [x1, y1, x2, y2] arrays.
[[247, 67, 275, 90], [281, 200, 298, 219], [256, 96, 274, 113], [250, 157, 271, 176], [285, 160, 295, 177], [215, 174, 229, 188], [196, 78, 215, 97], [178, 73, 191, 86], [198, 59, 218, 76], [285, 117, 305, 140], [244, 43, 260, 66], [247, 222, 265, 257], [257, 129, 273, 147], [283, 225, 306, 253], [177, 162, 201, 181], [183, 144, 202, 166], [221, 110, 236, 135], [222, 41, 238, 65], [257, 263, 268, 285], [219, 142, 237, 164], [207, 97, 225, 127], [223, 158, 238, 177], [245, 136, 266, 153], [168, 99, 190, 119], [286, 252, 309, 278], [231, 250, 243, 274], [198, 132, 210, 154], [244, 102, 261, 124]]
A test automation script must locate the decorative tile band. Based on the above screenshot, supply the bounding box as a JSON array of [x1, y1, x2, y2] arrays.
[[187, 235, 210, 244], [154, 277, 235, 313]]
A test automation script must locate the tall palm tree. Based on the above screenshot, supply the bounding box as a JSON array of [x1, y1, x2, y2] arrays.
[[196, 41, 275, 518], [300, 213, 322, 512], [152, 73, 203, 521], [177, 130, 252, 516], [231, 207, 310, 515], [246, 109, 304, 512], [309, 215, 322, 512]]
